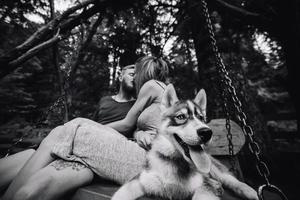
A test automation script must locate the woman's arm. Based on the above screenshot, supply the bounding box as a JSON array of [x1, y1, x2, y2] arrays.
[[134, 130, 157, 150], [107, 80, 160, 134]]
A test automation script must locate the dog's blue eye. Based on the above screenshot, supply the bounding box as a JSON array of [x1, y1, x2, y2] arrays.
[[177, 114, 186, 120], [174, 114, 187, 124]]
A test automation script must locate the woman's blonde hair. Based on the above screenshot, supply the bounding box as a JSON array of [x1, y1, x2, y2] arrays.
[[134, 56, 169, 94]]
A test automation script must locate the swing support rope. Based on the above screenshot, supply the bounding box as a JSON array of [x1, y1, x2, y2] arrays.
[[199, 0, 288, 199]]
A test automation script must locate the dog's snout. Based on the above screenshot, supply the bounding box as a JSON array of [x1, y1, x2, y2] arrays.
[[197, 128, 212, 143]]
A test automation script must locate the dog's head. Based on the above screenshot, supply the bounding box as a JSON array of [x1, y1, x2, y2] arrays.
[[159, 84, 212, 173]]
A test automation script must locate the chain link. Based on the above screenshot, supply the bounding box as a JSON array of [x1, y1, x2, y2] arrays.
[[200, 0, 272, 186], [220, 81, 237, 174], [36, 95, 65, 126], [3, 95, 65, 158], [4, 137, 23, 157]]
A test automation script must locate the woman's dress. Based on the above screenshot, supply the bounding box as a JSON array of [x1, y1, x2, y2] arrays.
[[51, 81, 164, 184]]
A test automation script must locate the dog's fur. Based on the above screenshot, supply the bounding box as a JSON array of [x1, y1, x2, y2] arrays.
[[112, 84, 258, 200]]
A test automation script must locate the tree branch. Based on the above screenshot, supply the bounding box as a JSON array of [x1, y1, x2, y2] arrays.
[[49, 0, 69, 122], [69, 14, 103, 81], [0, 0, 132, 79], [0, 2, 103, 79], [214, 0, 260, 17], [8, 30, 64, 68], [21, 0, 96, 47], [0, 0, 97, 65], [60, 5, 101, 34]]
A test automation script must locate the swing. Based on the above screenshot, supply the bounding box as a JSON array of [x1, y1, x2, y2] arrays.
[[71, 1, 288, 200], [2, 0, 288, 199]]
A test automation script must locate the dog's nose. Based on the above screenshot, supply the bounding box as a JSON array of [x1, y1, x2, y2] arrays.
[[197, 128, 212, 143]]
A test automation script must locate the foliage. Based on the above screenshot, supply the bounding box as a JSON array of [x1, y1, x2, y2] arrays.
[[0, 0, 295, 141], [0, 21, 58, 124], [0, 0, 49, 25]]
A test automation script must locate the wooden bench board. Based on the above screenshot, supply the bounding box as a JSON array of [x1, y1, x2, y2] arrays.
[[70, 156, 245, 200], [71, 183, 243, 200], [206, 119, 245, 155]]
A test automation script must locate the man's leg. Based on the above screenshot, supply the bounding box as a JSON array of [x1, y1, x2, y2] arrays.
[[12, 159, 94, 200], [0, 149, 35, 192]]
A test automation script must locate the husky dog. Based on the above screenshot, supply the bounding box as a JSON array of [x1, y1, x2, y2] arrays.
[[112, 84, 258, 200]]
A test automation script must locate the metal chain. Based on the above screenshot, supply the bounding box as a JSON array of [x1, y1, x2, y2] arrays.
[[4, 137, 24, 157], [220, 82, 237, 174], [36, 95, 66, 126], [200, 3, 289, 199], [3, 95, 65, 158], [200, 0, 271, 186]]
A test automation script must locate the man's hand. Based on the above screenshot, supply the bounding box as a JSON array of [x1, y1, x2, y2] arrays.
[[134, 130, 156, 150]]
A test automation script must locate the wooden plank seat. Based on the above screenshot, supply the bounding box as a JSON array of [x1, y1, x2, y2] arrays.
[[69, 119, 247, 200], [71, 180, 243, 200]]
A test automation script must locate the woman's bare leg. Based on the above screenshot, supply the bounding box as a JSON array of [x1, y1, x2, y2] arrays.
[[0, 149, 35, 191], [2, 126, 64, 200], [12, 159, 94, 200]]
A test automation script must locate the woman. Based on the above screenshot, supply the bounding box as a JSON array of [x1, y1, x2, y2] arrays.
[[2, 55, 169, 200]]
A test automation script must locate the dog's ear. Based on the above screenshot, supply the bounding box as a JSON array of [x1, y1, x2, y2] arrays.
[[194, 89, 207, 117], [161, 84, 179, 109]]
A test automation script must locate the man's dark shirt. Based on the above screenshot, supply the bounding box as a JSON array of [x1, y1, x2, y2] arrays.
[[95, 96, 135, 125]]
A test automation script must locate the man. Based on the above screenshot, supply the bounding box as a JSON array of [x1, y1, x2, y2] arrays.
[[94, 64, 136, 125]]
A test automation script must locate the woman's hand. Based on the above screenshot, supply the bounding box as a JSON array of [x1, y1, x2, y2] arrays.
[[134, 130, 156, 150]]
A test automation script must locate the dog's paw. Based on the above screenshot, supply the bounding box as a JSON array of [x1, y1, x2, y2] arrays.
[[205, 178, 223, 196], [237, 183, 258, 200], [192, 192, 220, 200]]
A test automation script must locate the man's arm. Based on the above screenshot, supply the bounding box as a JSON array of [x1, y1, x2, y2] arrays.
[[107, 80, 159, 134], [92, 98, 102, 121]]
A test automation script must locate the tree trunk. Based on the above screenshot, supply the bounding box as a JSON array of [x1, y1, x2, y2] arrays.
[[49, 0, 69, 122], [68, 14, 103, 115], [275, 0, 299, 131], [186, 0, 212, 88], [69, 14, 103, 83]]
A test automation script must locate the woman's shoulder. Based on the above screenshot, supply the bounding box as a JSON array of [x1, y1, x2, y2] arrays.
[[142, 80, 166, 91], [139, 80, 166, 102]]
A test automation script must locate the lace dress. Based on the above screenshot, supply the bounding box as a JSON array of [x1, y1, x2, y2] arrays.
[[51, 81, 165, 184]]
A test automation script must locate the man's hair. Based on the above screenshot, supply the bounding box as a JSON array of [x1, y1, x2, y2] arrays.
[[134, 56, 169, 94], [121, 64, 135, 75]]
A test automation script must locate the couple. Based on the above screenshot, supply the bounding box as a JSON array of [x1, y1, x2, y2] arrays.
[[0, 55, 170, 200]]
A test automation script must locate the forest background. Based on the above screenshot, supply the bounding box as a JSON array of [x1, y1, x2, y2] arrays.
[[0, 0, 298, 199]]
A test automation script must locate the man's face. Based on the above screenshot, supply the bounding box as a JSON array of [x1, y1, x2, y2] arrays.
[[120, 68, 135, 92]]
